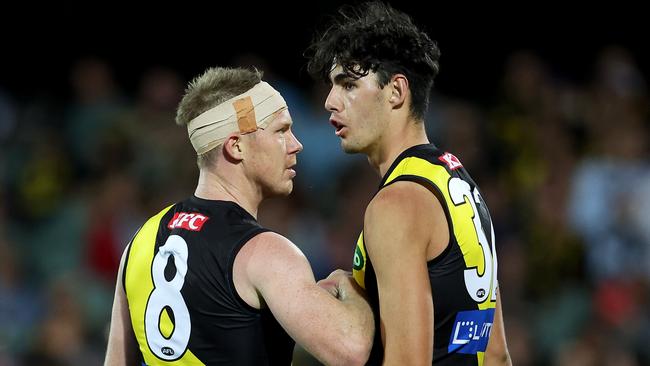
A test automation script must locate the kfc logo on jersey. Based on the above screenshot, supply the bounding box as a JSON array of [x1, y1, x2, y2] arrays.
[[439, 152, 463, 170], [168, 212, 209, 231]]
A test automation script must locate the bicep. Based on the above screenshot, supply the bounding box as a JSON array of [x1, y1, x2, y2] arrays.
[[244, 233, 361, 364], [254, 245, 331, 333], [105, 246, 138, 365], [374, 249, 433, 365], [484, 289, 511, 366], [364, 182, 437, 365]]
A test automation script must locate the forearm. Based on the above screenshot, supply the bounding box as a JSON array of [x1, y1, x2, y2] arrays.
[[332, 274, 375, 361], [381, 321, 432, 366], [339, 294, 374, 355], [105, 333, 138, 366], [299, 294, 373, 366], [104, 290, 139, 366], [105, 247, 139, 366], [484, 351, 512, 366], [311, 271, 374, 364], [248, 238, 372, 365], [484, 291, 510, 366], [374, 259, 433, 365]]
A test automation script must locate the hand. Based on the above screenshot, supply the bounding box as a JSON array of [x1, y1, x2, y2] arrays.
[[317, 269, 360, 300], [317, 277, 340, 298]]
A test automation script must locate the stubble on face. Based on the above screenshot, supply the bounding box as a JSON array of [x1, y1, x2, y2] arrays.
[[340, 85, 389, 155], [248, 125, 296, 199]]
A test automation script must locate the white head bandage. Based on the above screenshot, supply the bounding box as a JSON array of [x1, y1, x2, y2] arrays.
[[187, 81, 287, 154]]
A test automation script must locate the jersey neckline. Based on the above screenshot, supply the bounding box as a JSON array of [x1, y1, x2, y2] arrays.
[[379, 143, 438, 187]]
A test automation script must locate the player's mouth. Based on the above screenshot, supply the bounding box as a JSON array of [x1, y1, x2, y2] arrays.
[[330, 118, 347, 137]]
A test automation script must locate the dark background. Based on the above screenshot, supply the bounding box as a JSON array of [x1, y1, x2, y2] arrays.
[[1, 2, 649, 365], [3, 1, 647, 102]]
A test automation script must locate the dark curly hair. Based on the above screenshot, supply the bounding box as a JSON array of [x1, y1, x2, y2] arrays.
[[306, 1, 440, 121]]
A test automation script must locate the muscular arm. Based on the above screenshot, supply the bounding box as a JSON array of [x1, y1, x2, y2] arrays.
[[104, 246, 139, 366], [234, 232, 374, 366], [364, 181, 448, 366], [484, 290, 511, 366]]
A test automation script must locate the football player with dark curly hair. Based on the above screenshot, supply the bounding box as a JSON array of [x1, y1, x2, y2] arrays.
[[307, 2, 511, 365]]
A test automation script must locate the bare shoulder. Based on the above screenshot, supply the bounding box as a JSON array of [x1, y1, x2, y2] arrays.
[[242, 231, 305, 262], [366, 180, 439, 225], [238, 231, 311, 281], [365, 180, 447, 259]]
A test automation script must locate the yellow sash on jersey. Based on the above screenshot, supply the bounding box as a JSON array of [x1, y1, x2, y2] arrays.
[[125, 205, 205, 366]]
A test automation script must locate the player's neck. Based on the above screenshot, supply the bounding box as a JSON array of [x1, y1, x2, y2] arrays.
[[369, 119, 429, 178], [195, 169, 260, 218]]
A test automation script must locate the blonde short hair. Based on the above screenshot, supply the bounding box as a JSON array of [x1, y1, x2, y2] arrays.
[[176, 67, 263, 168]]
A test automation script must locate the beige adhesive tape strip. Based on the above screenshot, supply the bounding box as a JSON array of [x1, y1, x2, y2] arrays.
[[187, 81, 287, 154], [234, 96, 257, 133]]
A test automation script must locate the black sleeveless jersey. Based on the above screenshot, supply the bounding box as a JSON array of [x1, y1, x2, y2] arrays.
[[123, 196, 294, 365], [352, 144, 499, 366]]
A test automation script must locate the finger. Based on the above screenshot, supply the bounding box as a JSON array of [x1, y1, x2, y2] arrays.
[[317, 279, 340, 297]]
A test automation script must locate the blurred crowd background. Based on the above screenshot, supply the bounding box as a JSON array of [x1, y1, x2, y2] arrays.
[[1, 2, 649, 365]]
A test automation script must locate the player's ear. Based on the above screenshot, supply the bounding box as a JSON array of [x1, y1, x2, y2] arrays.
[[388, 74, 408, 108], [223, 134, 244, 162]]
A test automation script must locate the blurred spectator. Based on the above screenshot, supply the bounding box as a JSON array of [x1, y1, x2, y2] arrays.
[[117, 66, 195, 209], [85, 171, 143, 284], [0, 40, 648, 365], [568, 46, 650, 282], [435, 99, 487, 177], [65, 57, 128, 175], [0, 215, 41, 363], [324, 161, 377, 270], [21, 278, 103, 365]]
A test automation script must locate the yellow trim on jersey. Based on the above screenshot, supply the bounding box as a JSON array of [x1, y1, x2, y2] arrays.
[[384, 157, 497, 309], [477, 351, 485, 366], [352, 232, 367, 289], [125, 204, 205, 366]]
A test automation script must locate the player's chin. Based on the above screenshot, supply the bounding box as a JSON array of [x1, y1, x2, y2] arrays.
[[284, 181, 294, 195], [275, 180, 294, 196], [341, 140, 363, 154]]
